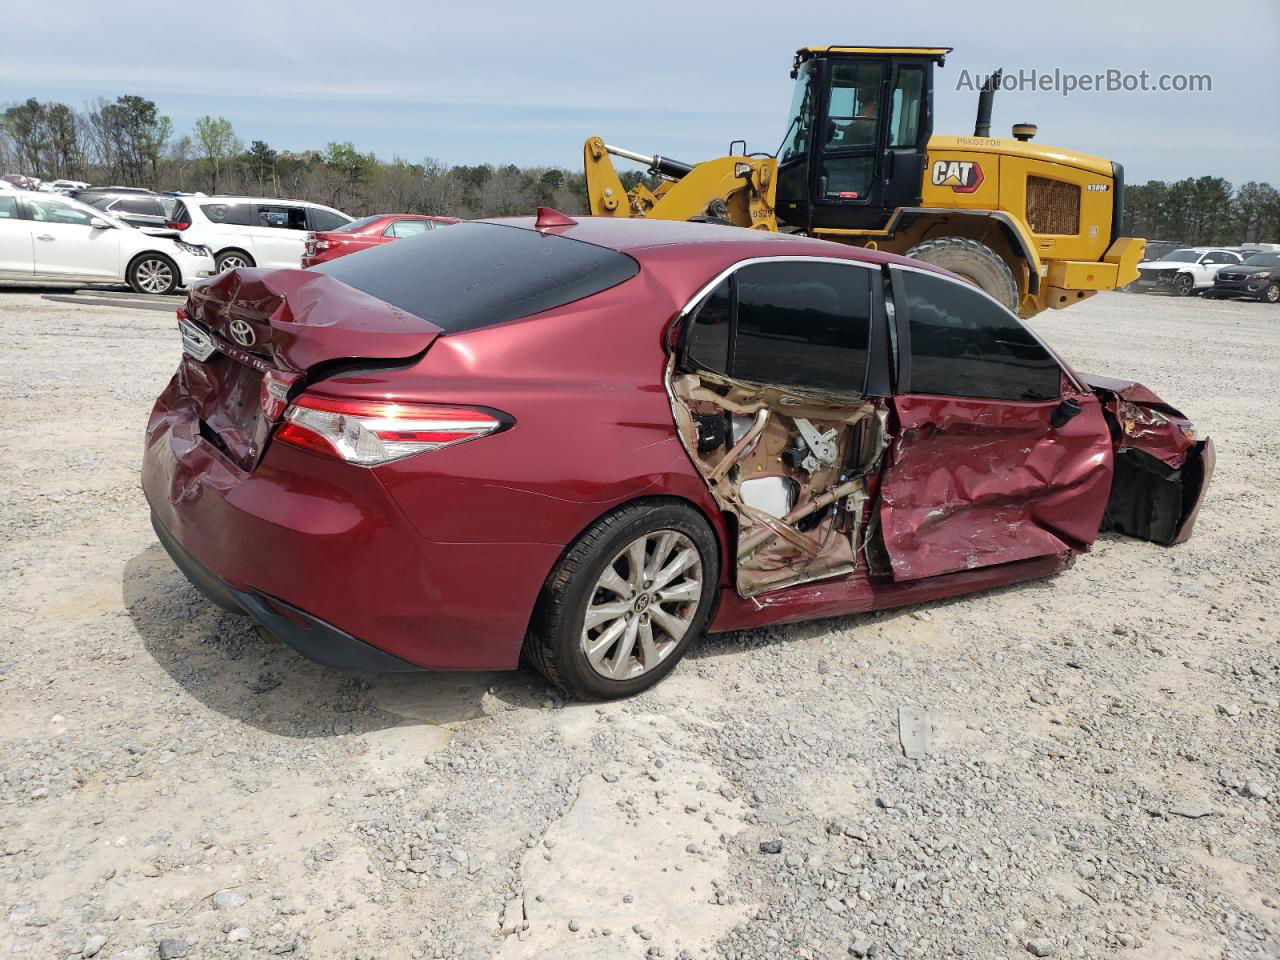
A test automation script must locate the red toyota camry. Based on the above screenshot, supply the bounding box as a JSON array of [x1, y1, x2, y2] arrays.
[[143, 212, 1214, 700], [300, 213, 457, 267]]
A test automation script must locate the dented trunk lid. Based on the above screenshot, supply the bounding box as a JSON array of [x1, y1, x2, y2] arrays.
[[178, 268, 442, 470]]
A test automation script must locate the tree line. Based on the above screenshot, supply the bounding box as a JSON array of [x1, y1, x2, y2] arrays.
[[3, 94, 1276, 241], [1124, 177, 1280, 246], [0, 95, 607, 218]]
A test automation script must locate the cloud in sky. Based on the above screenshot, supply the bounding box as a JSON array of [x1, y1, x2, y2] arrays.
[[3, 0, 1276, 185]]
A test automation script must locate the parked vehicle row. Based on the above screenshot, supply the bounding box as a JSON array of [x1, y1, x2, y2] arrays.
[[1130, 243, 1280, 300], [0, 190, 213, 293], [2, 174, 461, 290]]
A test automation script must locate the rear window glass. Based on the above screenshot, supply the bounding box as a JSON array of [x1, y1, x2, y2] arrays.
[[334, 215, 383, 233], [309, 208, 350, 231], [312, 222, 640, 333]]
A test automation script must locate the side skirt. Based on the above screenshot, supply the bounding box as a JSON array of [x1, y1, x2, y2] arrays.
[[709, 551, 1071, 633]]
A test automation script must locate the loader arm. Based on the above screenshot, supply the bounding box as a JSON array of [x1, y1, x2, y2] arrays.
[[583, 136, 780, 230]]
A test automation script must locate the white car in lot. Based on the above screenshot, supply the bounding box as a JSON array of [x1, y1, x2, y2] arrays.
[[0, 191, 214, 295], [169, 196, 351, 272], [1132, 247, 1243, 296]]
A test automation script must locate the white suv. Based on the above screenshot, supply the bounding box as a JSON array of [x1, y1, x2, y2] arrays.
[[1133, 247, 1243, 296], [0, 191, 214, 294], [170, 196, 351, 272]]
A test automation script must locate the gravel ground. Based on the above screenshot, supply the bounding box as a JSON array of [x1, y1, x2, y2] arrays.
[[1, 287, 1276, 960]]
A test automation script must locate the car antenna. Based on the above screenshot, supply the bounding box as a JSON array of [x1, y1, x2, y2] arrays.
[[535, 207, 577, 230]]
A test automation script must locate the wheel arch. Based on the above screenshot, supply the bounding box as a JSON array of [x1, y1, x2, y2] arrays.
[[520, 491, 733, 640], [895, 207, 1041, 296], [215, 246, 255, 266]]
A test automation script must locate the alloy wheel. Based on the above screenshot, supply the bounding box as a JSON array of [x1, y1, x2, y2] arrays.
[[1266, 283, 1280, 304], [580, 530, 703, 681], [1176, 274, 1194, 296], [219, 254, 249, 271], [136, 258, 173, 294]]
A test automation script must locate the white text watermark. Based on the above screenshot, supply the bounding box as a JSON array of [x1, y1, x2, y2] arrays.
[[957, 68, 1212, 96]]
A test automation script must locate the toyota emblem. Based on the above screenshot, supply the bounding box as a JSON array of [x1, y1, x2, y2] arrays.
[[229, 318, 256, 347]]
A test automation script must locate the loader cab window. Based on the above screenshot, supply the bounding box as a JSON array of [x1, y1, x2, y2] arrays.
[[821, 61, 884, 203], [825, 62, 884, 149], [888, 66, 925, 147], [779, 60, 817, 163]]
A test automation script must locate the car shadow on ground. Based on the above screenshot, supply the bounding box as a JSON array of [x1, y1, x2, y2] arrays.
[[122, 544, 553, 740]]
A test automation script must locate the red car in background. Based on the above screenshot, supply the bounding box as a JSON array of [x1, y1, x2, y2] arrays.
[[301, 213, 457, 267], [144, 212, 1213, 701]]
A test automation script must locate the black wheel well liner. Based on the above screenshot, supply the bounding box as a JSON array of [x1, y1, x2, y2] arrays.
[[894, 208, 1041, 296]]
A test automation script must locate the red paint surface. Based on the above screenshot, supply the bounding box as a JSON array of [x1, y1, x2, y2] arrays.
[[1079, 372, 1195, 468], [877, 388, 1113, 581]]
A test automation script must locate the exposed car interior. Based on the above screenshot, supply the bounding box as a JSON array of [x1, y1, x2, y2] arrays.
[[668, 258, 889, 596]]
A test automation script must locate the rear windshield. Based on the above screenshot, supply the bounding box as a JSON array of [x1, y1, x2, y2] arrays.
[[311, 221, 640, 333], [334, 214, 383, 233]]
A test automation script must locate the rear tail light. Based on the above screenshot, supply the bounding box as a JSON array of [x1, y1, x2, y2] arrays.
[[276, 395, 508, 465], [166, 219, 190, 231]]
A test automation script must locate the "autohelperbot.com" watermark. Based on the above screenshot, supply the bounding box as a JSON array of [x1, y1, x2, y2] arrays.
[[957, 67, 1212, 96]]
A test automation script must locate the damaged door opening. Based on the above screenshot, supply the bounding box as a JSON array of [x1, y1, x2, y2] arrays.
[[670, 256, 888, 597]]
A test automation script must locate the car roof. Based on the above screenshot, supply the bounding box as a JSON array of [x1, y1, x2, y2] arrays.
[[195, 195, 346, 213], [481, 214, 932, 271], [21, 190, 134, 227]]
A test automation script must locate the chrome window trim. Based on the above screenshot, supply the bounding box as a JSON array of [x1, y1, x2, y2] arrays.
[[678, 254, 880, 319], [887, 261, 1083, 395]]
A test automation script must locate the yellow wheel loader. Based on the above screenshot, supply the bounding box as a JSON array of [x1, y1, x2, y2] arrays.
[[584, 47, 1144, 318]]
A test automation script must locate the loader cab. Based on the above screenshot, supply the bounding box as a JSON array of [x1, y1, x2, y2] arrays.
[[776, 46, 949, 233]]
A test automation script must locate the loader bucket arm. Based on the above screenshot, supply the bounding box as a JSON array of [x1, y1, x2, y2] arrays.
[[583, 136, 780, 230]]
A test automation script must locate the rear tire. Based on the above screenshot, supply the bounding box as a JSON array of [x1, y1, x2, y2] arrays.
[[525, 500, 719, 701], [904, 237, 1019, 312], [215, 249, 255, 273], [127, 253, 179, 296]]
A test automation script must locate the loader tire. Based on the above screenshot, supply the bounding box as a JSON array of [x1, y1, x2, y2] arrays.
[[904, 237, 1019, 313]]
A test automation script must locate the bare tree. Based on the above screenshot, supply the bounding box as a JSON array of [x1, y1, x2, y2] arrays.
[[194, 116, 241, 194]]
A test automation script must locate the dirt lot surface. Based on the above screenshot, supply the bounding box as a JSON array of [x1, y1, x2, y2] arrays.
[[2, 287, 1276, 960]]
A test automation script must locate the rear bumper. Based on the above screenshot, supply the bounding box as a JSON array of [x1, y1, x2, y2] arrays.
[[151, 512, 422, 671], [142, 377, 564, 671]]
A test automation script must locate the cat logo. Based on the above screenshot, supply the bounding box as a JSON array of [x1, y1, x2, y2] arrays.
[[930, 159, 984, 194]]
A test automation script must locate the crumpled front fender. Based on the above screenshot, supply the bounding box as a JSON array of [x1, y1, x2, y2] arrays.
[[1080, 373, 1214, 545]]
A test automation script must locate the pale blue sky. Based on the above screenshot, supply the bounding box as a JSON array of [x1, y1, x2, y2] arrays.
[[3, 0, 1277, 185]]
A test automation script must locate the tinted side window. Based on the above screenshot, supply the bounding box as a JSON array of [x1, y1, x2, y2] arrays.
[[309, 208, 350, 231], [201, 203, 256, 226], [0, 196, 20, 219], [684, 278, 731, 374], [259, 205, 308, 230], [897, 269, 1060, 401], [733, 261, 871, 395]]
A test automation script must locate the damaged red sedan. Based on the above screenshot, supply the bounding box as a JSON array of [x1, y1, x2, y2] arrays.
[[143, 212, 1214, 700]]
